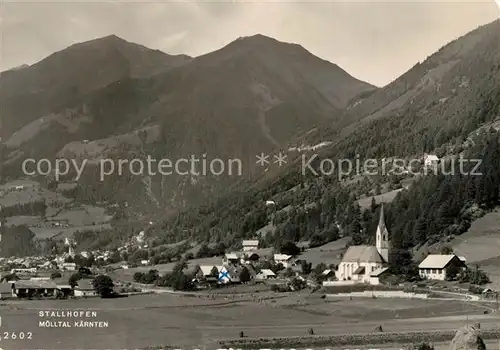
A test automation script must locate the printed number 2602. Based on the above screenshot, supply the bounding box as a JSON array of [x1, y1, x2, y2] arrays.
[[1, 332, 33, 340]]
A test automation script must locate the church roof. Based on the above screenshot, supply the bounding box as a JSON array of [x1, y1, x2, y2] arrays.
[[341, 245, 384, 264]]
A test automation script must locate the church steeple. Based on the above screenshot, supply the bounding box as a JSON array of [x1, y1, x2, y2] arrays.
[[376, 203, 390, 263]]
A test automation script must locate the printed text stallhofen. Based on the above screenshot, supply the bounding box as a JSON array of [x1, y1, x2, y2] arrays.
[[38, 310, 109, 328]]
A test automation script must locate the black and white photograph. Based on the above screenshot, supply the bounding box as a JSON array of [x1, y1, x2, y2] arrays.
[[0, 0, 499, 349]]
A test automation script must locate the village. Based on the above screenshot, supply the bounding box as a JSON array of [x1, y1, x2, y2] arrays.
[[0, 204, 495, 303]]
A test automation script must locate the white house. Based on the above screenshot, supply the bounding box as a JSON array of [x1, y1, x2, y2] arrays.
[[273, 254, 293, 268], [255, 269, 276, 280], [61, 262, 76, 271], [418, 254, 466, 281], [424, 154, 439, 168], [369, 267, 391, 285], [265, 200, 276, 206], [321, 269, 336, 281], [196, 265, 224, 277], [140, 259, 149, 266], [242, 240, 259, 252], [223, 253, 240, 265], [336, 204, 391, 283]]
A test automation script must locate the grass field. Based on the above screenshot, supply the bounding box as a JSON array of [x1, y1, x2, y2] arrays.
[[299, 237, 350, 266], [450, 210, 500, 289], [0, 290, 497, 349], [0, 179, 112, 240]]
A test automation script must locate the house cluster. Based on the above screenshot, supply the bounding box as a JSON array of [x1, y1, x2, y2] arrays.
[[194, 239, 301, 286], [334, 204, 467, 285], [0, 276, 99, 299]]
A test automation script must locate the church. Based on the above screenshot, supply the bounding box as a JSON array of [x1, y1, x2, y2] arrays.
[[336, 204, 391, 284]]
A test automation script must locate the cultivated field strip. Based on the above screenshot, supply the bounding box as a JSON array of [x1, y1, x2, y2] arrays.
[[220, 329, 500, 348]]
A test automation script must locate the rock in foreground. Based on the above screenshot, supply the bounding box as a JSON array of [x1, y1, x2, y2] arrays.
[[449, 325, 486, 350]]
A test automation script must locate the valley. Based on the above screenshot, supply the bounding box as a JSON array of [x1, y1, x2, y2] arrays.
[[0, 6, 499, 350]]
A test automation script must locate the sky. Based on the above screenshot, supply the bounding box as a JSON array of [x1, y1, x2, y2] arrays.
[[0, 0, 499, 86]]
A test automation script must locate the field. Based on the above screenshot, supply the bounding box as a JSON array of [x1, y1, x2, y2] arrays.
[[299, 237, 350, 266], [0, 179, 112, 240], [449, 210, 500, 289], [0, 290, 498, 349]]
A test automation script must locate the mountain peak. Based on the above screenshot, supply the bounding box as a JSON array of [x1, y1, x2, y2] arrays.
[[231, 34, 301, 50]]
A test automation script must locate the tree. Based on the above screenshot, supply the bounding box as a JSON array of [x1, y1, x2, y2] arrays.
[[92, 275, 115, 298], [441, 246, 453, 254], [0, 273, 19, 282], [209, 266, 219, 278], [78, 267, 92, 275], [389, 248, 420, 281], [239, 267, 251, 283], [133, 272, 145, 283], [283, 267, 294, 278], [50, 272, 62, 279], [301, 260, 312, 275], [290, 277, 306, 291], [196, 244, 213, 258], [69, 273, 84, 288], [279, 241, 300, 256], [415, 342, 434, 350]]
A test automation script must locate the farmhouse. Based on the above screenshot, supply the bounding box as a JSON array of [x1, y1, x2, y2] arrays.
[[195, 265, 221, 282], [242, 240, 259, 252], [13, 280, 57, 298], [424, 154, 439, 168], [336, 204, 390, 283], [418, 254, 466, 280], [61, 262, 76, 271], [273, 254, 293, 268], [256, 269, 276, 280]]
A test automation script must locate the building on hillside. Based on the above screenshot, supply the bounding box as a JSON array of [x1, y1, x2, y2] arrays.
[[255, 269, 276, 280], [74, 279, 98, 297], [418, 254, 466, 281], [273, 254, 293, 268], [242, 240, 259, 252], [424, 154, 439, 168], [336, 204, 391, 283], [223, 253, 240, 265]]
